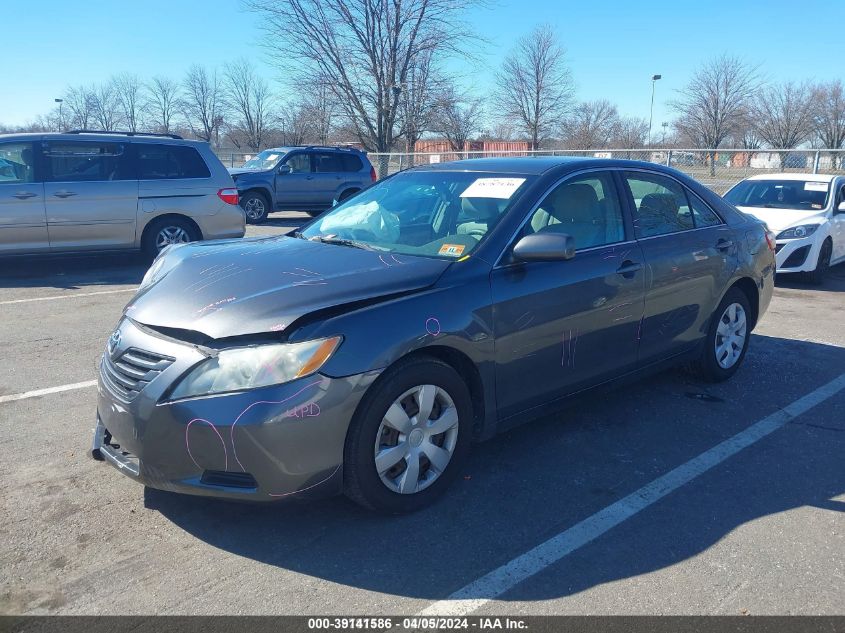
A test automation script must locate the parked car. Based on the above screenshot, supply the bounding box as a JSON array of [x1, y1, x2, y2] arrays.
[[0, 131, 244, 258], [92, 157, 775, 513], [229, 145, 377, 223], [724, 173, 845, 284]]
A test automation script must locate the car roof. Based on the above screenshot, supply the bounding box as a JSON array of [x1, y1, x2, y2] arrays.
[[745, 172, 836, 182], [412, 156, 680, 176], [0, 132, 207, 145]]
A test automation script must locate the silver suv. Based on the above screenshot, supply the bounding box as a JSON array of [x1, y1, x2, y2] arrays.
[[0, 131, 245, 257]]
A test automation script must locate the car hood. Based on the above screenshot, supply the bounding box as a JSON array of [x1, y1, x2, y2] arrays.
[[127, 237, 451, 339], [227, 168, 269, 177], [735, 207, 826, 233]]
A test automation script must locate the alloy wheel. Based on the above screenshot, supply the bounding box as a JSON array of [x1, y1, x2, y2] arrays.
[[714, 302, 747, 369], [373, 384, 460, 495], [155, 226, 191, 251], [243, 196, 266, 221]]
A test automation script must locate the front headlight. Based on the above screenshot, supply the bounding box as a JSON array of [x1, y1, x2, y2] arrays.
[[169, 336, 342, 399], [777, 224, 820, 239]]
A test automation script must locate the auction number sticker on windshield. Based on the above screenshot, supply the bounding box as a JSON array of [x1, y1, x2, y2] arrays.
[[439, 244, 466, 257], [460, 178, 526, 199], [804, 182, 828, 192]]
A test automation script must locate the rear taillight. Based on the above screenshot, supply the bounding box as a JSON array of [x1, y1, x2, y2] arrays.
[[217, 188, 239, 205], [765, 230, 776, 252], [370, 166, 377, 182]]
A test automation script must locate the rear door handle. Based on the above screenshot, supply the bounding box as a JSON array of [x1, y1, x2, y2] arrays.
[[53, 191, 77, 198], [616, 260, 643, 277], [13, 192, 38, 199], [716, 239, 734, 251]]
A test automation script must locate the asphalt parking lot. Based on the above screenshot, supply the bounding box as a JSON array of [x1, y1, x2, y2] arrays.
[[1, 212, 843, 616]]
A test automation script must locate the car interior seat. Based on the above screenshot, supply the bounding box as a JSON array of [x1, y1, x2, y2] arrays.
[[457, 197, 501, 239], [533, 183, 606, 249], [638, 193, 680, 236]]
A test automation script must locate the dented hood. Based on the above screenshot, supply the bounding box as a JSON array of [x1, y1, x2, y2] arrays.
[[126, 236, 451, 339]]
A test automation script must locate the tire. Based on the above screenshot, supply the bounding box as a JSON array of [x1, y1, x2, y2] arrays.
[[240, 191, 270, 224], [343, 356, 473, 513], [804, 239, 832, 286], [690, 287, 752, 383], [142, 217, 199, 260], [337, 188, 359, 203]]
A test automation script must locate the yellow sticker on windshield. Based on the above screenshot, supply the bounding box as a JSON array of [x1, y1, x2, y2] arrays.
[[439, 244, 466, 257]]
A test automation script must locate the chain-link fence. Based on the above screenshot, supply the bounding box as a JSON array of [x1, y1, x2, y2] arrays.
[[216, 148, 845, 194]]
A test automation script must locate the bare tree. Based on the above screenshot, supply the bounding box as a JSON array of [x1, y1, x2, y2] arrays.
[[610, 117, 649, 157], [811, 80, 845, 168], [112, 73, 144, 132], [434, 86, 484, 153], [147, 76, 181, 134], [397, 50, 444, 162], [670, 54, 759, 174], [63, 85, 96, 130], [224, 59, 273, 152], [495, 24, 574, 150], [300, 77, 338, 145], [279, 100, 311, 145], [90, 82, 123, 130], [563, 100, 619, 149], [751, 81, 814, 167], [183, 65, 225, 144], [247, 0, 480, 175]]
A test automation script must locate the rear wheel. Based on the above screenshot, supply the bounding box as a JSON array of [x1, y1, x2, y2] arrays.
[[343, 357, 472, 513], [690, 287, 751, 383], [337, 188, 359, 203], [241, 191, 270, 224], [142, 217, 198, 259], [805, 239, 832, 286]]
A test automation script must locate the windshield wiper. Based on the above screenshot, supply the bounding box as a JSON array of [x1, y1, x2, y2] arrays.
[[310, 235, 376, 251]]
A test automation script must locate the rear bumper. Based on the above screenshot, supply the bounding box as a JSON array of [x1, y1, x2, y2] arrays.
[[196, 205, 246, 240]]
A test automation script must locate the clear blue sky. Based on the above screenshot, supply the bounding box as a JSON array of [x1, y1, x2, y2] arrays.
[[2, 0, 843, 130]]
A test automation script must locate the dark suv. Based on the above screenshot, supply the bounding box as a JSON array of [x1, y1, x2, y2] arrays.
[[228, 146, 377, 222]]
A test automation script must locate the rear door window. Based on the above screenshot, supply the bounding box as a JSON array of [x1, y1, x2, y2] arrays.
[[137, 144, 210, 180], [0, 142, 36, 183], [44, 141, 132, 182], [623, 171, 695, 238], [687, 192, 722, 227]]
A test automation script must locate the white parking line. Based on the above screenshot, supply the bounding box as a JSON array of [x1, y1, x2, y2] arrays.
[[420, 372, 845, 617], [0, 380, 97, 404], [0, 288, 135, 306]]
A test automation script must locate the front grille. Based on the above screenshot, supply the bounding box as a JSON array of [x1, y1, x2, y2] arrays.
[[101, 348, 174, 401], [201, 470, 258, 489]]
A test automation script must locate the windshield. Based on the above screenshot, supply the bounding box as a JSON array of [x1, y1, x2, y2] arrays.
[[724, 179, 830, 210], [300, 170, 534, 259], [241, 150, 285, 170]]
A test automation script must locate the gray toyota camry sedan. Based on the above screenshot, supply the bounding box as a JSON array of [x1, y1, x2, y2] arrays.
[[92, 157, 776, 513]]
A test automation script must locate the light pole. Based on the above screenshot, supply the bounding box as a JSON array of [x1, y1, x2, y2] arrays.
[[661, 121, 669, 145], [54, 98, 64, 131], [648, 74, 661, 146]]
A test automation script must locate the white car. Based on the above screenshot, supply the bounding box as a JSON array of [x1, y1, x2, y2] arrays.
[[723, 173, 845, 283]]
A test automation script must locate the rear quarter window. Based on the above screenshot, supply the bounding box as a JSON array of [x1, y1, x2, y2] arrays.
[[137, 144, 211, 180], [341, 154, 363, 172]]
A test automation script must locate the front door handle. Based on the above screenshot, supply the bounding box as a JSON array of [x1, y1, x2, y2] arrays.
[[716, 239, 734, 251], [53, 191, 77, 198], [13, 192, 38, 199], [616, 260, 643, 277]]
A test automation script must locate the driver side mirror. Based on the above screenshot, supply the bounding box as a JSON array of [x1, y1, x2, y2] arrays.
[[512, 232, 575, 262], [277, 164, 292, 175]]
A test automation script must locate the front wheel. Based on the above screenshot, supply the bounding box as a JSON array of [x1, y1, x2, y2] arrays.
[[690, 287, 751, 383], [805, 239, 832, 286], [240, 191, 270, 224], [343, 357, 472, 513]]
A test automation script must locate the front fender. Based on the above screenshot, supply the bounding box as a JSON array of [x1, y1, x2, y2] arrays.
[[288, 259, 499, 436]]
